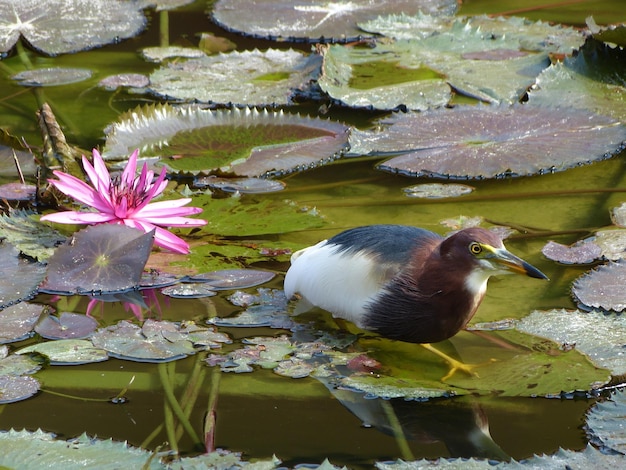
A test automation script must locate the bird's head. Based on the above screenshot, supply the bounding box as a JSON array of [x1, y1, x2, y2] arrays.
[[440, 227, 548, 282]]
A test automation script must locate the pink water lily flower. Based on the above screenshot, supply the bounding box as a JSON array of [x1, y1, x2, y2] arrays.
[[40, 149, 207, 254]]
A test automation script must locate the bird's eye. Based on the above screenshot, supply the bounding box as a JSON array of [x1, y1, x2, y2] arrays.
[[469, 242, 482, 255]]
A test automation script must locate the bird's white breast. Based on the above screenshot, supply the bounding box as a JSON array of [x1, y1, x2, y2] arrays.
[[284, 241, 387, 327]]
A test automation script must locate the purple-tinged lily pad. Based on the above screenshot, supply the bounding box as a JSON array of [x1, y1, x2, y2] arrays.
[[160, 283, 216, 299], [0, 183, 36, 201], [12, 68, 92, 87], [186, 269, 275, 290], [0, 0, 146, 55], [35, 312, 98, 340], [103, 104, 349, 177], [194, 176, 285, 194], [542, 240, 602, 265], [350, 105, 626, 179], [39, 225, 154, 295], [572, 261, 626, 312], [0, 376, 39, 404], [0, 303, 44, 344], [149, 48, 321, 105], [17, 339, 108, 365], [403, 183, 473, 199], [0, 242, 46, 309], [211, 0, 457, 43], [98, 73, 149, 91]]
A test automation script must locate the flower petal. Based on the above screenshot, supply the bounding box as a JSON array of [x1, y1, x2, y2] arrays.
[[124, 219, 190, 254], [135, 199, 203, 217], [40, 210, 117, 224], [121, 149, 139, 188], [83, 150, 111, 198], [133, 215, 207, 227], [48, 172, 113, 213]]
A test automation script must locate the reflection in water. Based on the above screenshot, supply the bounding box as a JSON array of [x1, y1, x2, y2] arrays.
[[317, 375, 509, 461]]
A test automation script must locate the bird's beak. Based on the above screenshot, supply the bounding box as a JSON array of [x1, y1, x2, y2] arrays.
[[490, 247, 549, 280]]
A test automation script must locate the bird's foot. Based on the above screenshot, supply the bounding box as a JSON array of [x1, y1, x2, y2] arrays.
[[420, 343, 495, 381]]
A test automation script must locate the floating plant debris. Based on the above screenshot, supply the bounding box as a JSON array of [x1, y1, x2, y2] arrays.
[[98, 73, 149, 91], [12, 68, 92, 87], [403, 183, 474, 199], [194, 176, 285, 194]]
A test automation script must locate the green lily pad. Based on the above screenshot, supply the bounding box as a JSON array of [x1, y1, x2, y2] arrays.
[[0, 0, 146, 55], [528, 38, 626, 122], [160, 283, 216, 298], [17, 339, 108, 365], [149, 49, 321, 105], [211, 0, 457, 43], [34, 312, 99, 340], [318, 23, 551, 110], [103, 104, 349, 177], [360, 13, 584, 55], [587, 17, 626, 48], [194, 176, 285, 194], [0, 429, 165, 469], [98, 73, 149, 91], [516, 309, 626, 376], [0, 209, 66, 261], [91, 319, 229, 363], [140, 46, 205, 63], [12, 68, 92, 87], [403, 183, 474, 199]]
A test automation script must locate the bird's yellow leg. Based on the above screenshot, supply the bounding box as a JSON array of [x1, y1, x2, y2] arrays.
[[420, 343, 486, 381]]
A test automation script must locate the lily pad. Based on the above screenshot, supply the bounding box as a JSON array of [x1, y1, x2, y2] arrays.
[[17, 339, 108, 365], [587, 17, 626, 48], [140, 46, 205, 63], [586, 389, 626, 454], [0, 183, 36, 201], [403, 183, 473, 199], [541, 240, 602, 265], [0, 0, 147, 55], [318, 24, 551, 110], [528, 39, 626, 122], [186, 269, 275, 289], [592, 229, 626, 261], [0, 303, 44, 344], [149, 49, 321, 105], [516, 308, 626, 376], [0, 429, 165, 469], [12, 68, 92, 87], [0, 209, 66, 261], [360, 13, 584, 55], [91, 319, 228, 363], [0, 242, 47, 309], [35, 312, 99, 340], [209, 288, 293, 328], [349, 105, 626, 179], [0, 146, 37, 177], [211, 0, 457, 43], [39, 225, 154, 295], [194, 176, 285, 194], [103, 104, 349, 177], [0, 376, 40, 404], [572, 261, 626, 312], [610, 202, 626, 227], [98, 73, 150, 91], [160, 283, 216, 298]]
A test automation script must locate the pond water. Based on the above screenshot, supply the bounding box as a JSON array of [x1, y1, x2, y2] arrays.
[[1, 0, 626, 468]]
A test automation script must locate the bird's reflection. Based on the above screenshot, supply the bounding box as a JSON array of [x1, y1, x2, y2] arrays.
[[316, 374, 509, 461]]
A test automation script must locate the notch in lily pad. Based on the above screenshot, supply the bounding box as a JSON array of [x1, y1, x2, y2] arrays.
[[39, 225, 154, 295]]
